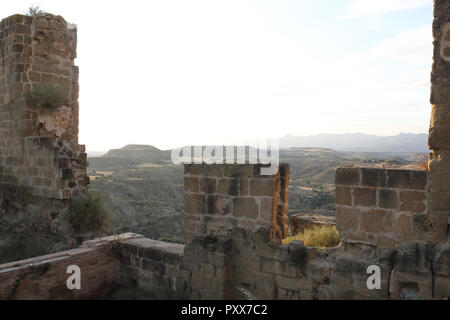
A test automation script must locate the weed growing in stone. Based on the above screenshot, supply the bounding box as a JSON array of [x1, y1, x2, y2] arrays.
[[29, 85, 67, 109], [24, 5, 45, 17], [282, 225, 341, 248]]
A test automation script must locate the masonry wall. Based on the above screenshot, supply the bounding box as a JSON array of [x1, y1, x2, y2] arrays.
[[0, 234, 142, 299], [334, 167, 441, 247], [119, 237, 190, 299], [0, 13, 88, 199], [0, 14, 89, 262], [428, 0, 450, 244], [183, 163, 289, 245]]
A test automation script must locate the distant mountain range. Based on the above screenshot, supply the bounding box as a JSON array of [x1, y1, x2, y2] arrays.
[[87, 133, 429, 157], [279, 133, 428, 153]]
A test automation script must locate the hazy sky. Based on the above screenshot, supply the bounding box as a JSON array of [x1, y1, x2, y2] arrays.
[[1, 0, 434, 151]]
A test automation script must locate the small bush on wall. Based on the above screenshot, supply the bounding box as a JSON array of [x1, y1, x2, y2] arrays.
[[24, 5, 45, 17], [29, 85, 68, 109]]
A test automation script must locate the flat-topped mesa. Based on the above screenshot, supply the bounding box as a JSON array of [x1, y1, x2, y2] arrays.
[[0, 13, 88, 200]]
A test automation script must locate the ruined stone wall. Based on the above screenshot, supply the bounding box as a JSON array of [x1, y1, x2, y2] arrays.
[[0, 14, 89, 262], [334, 167, 438, 247], [180, 163, 449, 300], [333, 167, 449, 299], [183, 163, 289, 245], [0, 234, 142, 299], [119, 237, 190, 299], [428, 0, 450, 244], [0, 13, 88, 198]]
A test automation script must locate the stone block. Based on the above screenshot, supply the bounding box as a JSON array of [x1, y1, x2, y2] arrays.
[[435, 274, 450, 299], [235, 269, 256, 285], [184, 164, 205, 176], [387, 169, 411, 189], [258, 197, 274, 225], [275, 275, 300, 291], [430, 104, 450, 127], [360, 209, 393, 234], [262, 259, 286, 275], [217, 178, 238, 195], [205, 164, 224, 177], [353, 187, 376, 207], [223, 164, 254, 178], [184, 176, 199, 193], [378, 189, 399, 209], [254, 240, 284, 261], [360, 168, 386, 187], [428, 172, 450, 192], [335, 186, 352, 206], [399, 191, 426, 213], [233, 238, 254, 256], [428, 191, 450, 212], [335, 206, 361, 234], [429, 126, 450, 150], [429, 150, 450, 173], [335, 256, 367, 275], [412, 213, 448, 243], [207, 195, 232, 215], [335, 167, 360, 186], [184, 193, 205, 214], [410, 170, 427, 190], [432, 244, 450, 276], [392, 213, 414, 240], [255, 285, 276, 300], [249, 178, 276, 196], [233, 197, 258, 219], [237, 178, 249, 196]]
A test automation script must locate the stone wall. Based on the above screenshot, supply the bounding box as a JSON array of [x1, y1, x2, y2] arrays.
[[335, 167, 439, 247], [428, 0, 450, 244], [179, 162, 449, 300], [183, 163, 289, 245], [0, 14, 89, 262], [119, 237, 190, 299], [0, 234, 142, 299], [332, 166, 449, 299]]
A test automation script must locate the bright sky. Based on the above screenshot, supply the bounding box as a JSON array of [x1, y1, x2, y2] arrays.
[[1, 0, 434, 151]]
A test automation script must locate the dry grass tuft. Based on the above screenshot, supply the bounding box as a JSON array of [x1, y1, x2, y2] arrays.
[[282, 225, 341, 248]]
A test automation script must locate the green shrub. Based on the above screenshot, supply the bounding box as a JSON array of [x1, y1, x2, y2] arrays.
[[67, 191, 109, 234], [29, 85, 67, 109], [282, 225, 341, 248]]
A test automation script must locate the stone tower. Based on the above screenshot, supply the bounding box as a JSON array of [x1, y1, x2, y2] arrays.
[[0, 13, 89, 262]]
